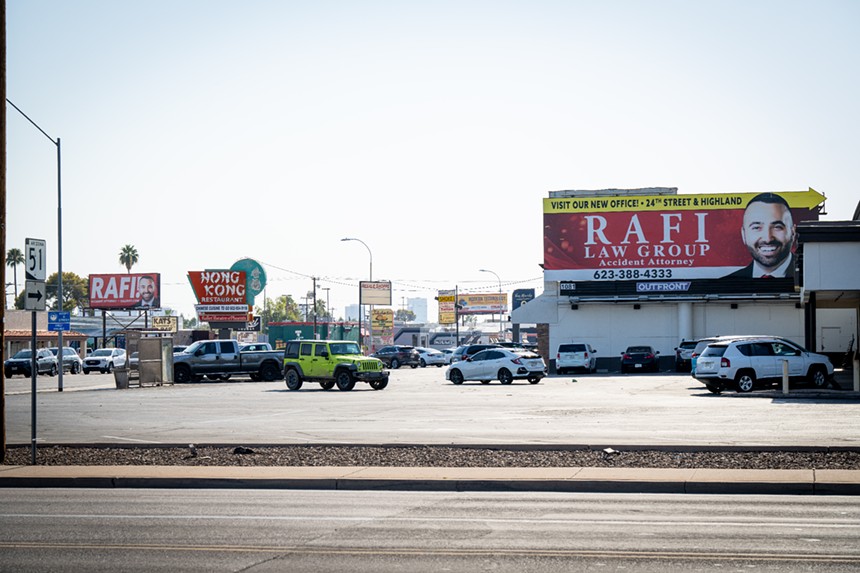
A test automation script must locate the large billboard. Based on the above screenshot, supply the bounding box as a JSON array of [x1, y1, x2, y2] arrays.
[[89, 273, 161, 310], [360, 281, 392, 305], [543, 189, 824, 282], [457, 293, 508, 315]]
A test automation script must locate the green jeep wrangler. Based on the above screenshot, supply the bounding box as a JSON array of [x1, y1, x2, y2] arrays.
[[283, 339, 389, 391]]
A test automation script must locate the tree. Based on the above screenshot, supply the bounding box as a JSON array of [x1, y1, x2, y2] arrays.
[[6, 248, 25, 302], [182, 315, 198, 329], [46, 272, 89, 312], [395, 309, 416, 322], [257, 295, 302, 331], [119, 244, 139, 273]]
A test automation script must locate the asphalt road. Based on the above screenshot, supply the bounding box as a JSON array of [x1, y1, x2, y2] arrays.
[[2, 488, 859, 572], [4, 367, 860, 447]]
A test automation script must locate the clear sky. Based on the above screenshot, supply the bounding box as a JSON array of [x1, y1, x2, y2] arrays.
[[6, 0, 859, 321]]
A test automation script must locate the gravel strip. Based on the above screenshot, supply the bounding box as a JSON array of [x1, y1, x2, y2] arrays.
[[4, 445, 860, 470]]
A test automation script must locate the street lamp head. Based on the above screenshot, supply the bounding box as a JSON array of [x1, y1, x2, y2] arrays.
[[341, 238, 353, 242]]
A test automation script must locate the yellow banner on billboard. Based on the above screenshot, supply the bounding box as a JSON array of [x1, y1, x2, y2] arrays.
[[543, 188, 825, 214]]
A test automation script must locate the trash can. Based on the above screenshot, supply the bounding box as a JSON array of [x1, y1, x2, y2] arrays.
[[114, 368, 129, 389]]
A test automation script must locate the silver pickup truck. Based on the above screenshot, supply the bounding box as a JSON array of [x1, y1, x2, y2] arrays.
[[173, 339, 283, 383]]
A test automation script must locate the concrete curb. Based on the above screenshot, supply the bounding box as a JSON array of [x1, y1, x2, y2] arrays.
[[1, 465, 858, 495]]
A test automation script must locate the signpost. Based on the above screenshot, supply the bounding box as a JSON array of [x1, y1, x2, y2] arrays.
[[25, 238, 47, 464], [48, 311, 71, 332]]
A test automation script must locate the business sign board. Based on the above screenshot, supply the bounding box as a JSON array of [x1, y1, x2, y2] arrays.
[[230, 258, 267, 305], [198, 312, 251, 323], [457, 293, 507, 315], [89, 273, 162, 310], [371, 308, 394, 336], [48, 311, 71, 332], [151, 316, 178, 332], [360, 281, 392, 306], [543, 189, 823, 283], [512, 289, 536, 311], [236, 316, 262, 332], [188, 270, 247, 304], [437, 290, 456, 324]]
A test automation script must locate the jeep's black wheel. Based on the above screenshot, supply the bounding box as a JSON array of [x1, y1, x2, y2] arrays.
[[285, 369, 303, 391], [390, 358, 401, 369], [808, 366, 828, 388], [260, 363, 280, 382], [370, 379, 388, 390], [734, 370, 756, 393], [449, 369, 464, 385], [336, 370, 355, 391], [498, 369, 513, 385], [320, 380, 335, 390], [174, 364, 192, 383]]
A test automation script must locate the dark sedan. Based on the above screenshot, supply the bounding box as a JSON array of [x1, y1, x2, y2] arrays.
[[620, 346, 660, 373], [371, 345, 421, 369], [4, 348, 59, 378]]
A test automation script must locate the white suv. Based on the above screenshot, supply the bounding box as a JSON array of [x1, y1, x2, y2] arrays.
[[556, 343, 597, 374], [694, 337, 833, 393]]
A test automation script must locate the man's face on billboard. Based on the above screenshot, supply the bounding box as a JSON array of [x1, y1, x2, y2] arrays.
[[138, 277, 156, 302], [740, 201, 795, 272]]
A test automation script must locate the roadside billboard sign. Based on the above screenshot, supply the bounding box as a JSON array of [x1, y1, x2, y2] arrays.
[[543, 188, 824, 283], [151, 316, 178, 332], [437, 290, 456, 324], [360, 281, 392, 306], [89, 273, 162, 310], [457, 293, 507, 315]]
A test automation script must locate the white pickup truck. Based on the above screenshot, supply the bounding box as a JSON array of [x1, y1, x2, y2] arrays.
[[173, 339, 283, 382]]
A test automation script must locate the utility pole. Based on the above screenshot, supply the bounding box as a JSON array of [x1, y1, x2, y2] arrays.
[[1, 0, 7, 463], [312, 277, 317, 339]]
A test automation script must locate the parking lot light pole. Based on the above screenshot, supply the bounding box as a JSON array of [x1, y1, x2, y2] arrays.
[[341, 238, 373, 351], [7, 99, 64, 391], [479, 268, 503, 340]]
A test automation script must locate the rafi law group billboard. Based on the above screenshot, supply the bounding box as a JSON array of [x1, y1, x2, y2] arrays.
[[89, 273, 162, 310], [543, 189, 824, 282]]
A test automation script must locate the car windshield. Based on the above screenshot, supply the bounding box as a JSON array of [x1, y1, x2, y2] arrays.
[[701, 345, 728, 357], [13, 350, 32, 359], [48, 348, 59, 356], [329, 342, 361, 355], [91, 349, 113, 357], [679, 341, 697, 350], [559, 344, 586, 352]]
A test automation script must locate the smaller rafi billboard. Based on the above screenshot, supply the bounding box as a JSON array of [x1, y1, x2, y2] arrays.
[[89, 273, 161, 310]]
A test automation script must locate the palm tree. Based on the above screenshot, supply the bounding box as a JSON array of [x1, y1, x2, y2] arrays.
[[6, 248, 25, 301], [119, 244, 139, 273]]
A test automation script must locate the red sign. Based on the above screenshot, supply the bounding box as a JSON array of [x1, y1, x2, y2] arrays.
[[187, 270, 247, 304], [89, 273, 161, 310], [543, 189, 823, 281]]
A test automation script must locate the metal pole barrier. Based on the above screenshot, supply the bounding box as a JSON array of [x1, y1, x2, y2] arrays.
[[31, 311, 37, 464], [781, 359, 789, 394]]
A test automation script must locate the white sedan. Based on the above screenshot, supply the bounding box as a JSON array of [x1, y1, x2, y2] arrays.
[[445, 348, 547, 385], [416, 347, 448, 368]]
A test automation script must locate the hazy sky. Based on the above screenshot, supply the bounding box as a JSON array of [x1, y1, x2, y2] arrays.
[[6, 0, 859, 320]]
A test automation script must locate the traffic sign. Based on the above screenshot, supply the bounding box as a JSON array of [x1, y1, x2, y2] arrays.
[[25, 238, 47, 282], [24, 281, 47, 311], [48, 311, 71, 331]]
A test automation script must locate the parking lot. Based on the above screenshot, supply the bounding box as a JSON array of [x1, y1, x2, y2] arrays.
[[4, 366, 860, 448]]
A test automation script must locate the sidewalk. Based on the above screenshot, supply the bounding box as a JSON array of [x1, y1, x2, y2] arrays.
[[2, 464, 859, 495]]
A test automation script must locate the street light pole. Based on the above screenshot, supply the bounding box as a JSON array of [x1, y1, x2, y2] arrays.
[[479, 268, 503, 341], [341, 237, 373, 351], [7, 100, 64, 391]]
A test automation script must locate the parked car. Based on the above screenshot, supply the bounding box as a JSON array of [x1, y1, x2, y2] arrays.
[[450, 344, 501, 363], [82, 348, 126, 374], [693, 337, 834, 393], [620, 346, 660, 373], [48, 346, 83, 374], [445, 348, 547, 385], [441, 348, 455, 364], [415, 347, 448, 368], [371, 345, 421, 369], [173, 345, 188, 354], [674, 340, 698, 372], [4, 348, 59, 378], [556, 343, 597, 374], [239, 342, 273, 352]]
